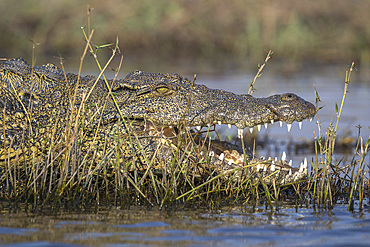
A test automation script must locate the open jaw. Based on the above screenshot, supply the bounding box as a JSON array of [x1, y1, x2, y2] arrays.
[[144, 109, 315, 185], [115, 71, 317, 184], [171, 94, 316, 184]]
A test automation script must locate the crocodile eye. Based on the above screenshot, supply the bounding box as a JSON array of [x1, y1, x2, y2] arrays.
[[156, 87, 168, 94], [283, 93, 295, 100]]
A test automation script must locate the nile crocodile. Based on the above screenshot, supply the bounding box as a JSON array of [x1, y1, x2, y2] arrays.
[[0, 57, 316, 186]]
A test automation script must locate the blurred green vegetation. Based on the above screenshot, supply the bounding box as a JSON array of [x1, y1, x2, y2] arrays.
[[0, 0, 369, 70]]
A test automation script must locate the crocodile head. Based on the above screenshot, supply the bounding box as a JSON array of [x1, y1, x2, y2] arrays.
[[109, 70, 316, 130]]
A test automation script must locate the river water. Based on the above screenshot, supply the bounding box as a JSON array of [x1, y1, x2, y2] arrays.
[[0, 204, 369, 246], [1, 65, 369, 246]]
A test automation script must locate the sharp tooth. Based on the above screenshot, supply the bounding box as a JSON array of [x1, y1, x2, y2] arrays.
[[228, 124, 232, 129], [279, 121, 283, 127], [238, 128, 244, 138], [258, 125, 261, 131], [289, 169, 292, 176], [287, 123, 292, 132], [249, 127, 253, 133], [264, 123, 268, 129], [310, 117, 313, 122], [196, 125, 201, 131], [219, 153, 225, 160], [288, 160, 292, 166], [303, 157, 307, 169], [298, 121, 302, 129], [281, 151, 286, 161], [270, 163, 275, 171], [218, 121, 221, 125], [299, 162, 304, 173], [271, 120, 274, 124], [275, 157, 278, 162]]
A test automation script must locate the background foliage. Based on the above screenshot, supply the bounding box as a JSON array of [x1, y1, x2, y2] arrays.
[[0, 0, 369, 71]]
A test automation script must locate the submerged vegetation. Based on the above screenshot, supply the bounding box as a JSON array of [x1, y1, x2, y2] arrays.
[[0, 10, 369, 212]]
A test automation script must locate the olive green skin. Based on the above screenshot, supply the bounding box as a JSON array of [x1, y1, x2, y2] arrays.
[[1, 58, 315, 131], [112, 70, 316, 129]]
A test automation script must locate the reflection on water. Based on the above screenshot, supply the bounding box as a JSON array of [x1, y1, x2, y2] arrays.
[[0, 204, 369, 246]]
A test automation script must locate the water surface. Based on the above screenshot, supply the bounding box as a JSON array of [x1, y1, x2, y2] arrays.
[[0, 203, 369, 246]]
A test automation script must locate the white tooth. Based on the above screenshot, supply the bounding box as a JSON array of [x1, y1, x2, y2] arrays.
[[249, 127, 253, 133], [196, 125, 201, 131], [299, 162, 304, 173], [258, 125, 261, 131], [263, 165, 267, 172], [298, 121, 302, 129], [281, 152, 286, 161], [218, 121, 221, 125], [304, 157, 307, 169], [219, 153, 225, 160], [275, 157, 278, 162], [310, 117, 313, 122], [279, 121, 283, 127], [238, 128, 244, 138], [287, 123, 292, 132], [264, 123, 268, 129], [209, 151, 214, 157], [288, 160, 292, 166], [289, 169, 292, 176], [270, 163, 275, 171], [228, 160, 233, 165], [256, 164, 260, 171], [271, 120, 274, 124], [228, 124, 231, 129]]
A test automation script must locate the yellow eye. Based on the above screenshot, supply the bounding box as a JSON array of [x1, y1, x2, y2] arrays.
[[156, 87, 168, 94]]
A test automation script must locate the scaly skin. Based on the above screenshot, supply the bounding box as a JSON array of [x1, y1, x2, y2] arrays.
[[113, 70, 316, 129], [0, 57, 315, 185]]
